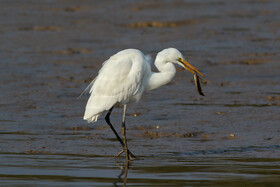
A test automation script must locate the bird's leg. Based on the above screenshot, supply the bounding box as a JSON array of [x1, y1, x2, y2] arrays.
[[121, 105, 130, 161], [105, 107, 124, 146], [105, 107, 136, 160]]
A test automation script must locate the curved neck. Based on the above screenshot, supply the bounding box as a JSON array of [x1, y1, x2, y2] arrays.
[[145, 57, 176, 91]]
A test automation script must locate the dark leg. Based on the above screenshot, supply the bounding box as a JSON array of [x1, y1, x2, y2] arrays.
[[105, 107, 124, 147], [105, 106, 136, 159]]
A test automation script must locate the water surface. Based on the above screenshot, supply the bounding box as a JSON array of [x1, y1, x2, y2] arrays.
[[0, 0, 280, 186]]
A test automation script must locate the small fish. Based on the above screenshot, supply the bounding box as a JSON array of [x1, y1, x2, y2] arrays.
[[193, 72, 205, 96]]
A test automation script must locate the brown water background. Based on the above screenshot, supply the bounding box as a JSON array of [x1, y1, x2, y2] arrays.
[[0, 0, 280, 186]]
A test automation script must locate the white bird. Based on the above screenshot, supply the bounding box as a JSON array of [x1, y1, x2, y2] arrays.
[[82, 48, 204, 160]]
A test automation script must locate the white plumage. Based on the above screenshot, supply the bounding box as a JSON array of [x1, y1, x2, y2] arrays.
[[83, 48, 204, 123], [83, 49, 150, 122]]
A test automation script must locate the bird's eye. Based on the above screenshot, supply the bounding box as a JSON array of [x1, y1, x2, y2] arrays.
[[178, 57, 182, 61]]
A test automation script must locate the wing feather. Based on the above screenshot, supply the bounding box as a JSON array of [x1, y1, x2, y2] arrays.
[[84, 50, 146, 121]]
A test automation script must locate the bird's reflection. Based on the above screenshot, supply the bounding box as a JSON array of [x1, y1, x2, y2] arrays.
[[114, 160, 130, 187]]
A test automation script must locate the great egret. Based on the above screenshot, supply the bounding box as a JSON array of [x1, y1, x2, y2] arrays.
[[83, 48, 204, 160]]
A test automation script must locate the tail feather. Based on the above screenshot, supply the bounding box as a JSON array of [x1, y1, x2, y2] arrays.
[[84, 114, 100, 123]]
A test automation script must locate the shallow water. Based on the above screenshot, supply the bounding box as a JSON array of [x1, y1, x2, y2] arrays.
[[1, 153, 280, 186], [1, 0, 280, 186]]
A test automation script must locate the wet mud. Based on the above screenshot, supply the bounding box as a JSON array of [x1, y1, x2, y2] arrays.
[[0, 0, 280, 186]]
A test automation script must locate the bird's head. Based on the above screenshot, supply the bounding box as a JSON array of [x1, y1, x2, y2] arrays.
[[159, 48, 204, 78]]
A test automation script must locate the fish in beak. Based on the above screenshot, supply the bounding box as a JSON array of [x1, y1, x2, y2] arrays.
[[178, 58, 205, 96]]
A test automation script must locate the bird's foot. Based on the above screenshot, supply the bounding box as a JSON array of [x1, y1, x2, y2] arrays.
[[114, 149, 137, 161]]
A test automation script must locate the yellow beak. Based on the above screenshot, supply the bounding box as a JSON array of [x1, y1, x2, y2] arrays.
[[178, 58, 204, 78]]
